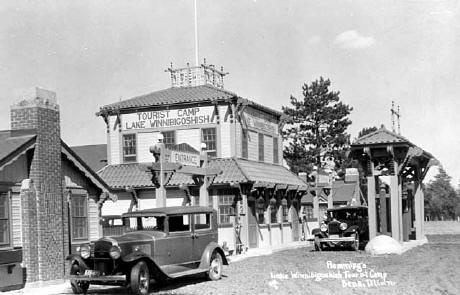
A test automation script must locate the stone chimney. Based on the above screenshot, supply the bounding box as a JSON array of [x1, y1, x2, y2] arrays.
[[11, 88, 65, 282]]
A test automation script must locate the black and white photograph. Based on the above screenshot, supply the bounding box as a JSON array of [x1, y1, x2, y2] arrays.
[[0, 1, 459, 294]]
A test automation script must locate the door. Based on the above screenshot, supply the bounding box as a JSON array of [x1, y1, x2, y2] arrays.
[[247, 200, 258, 248], [191, 213, 215, 263]]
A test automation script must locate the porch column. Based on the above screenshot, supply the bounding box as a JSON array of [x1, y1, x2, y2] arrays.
[[389, 175, 401, 241], [414, 183, 424, 239], [199, 150, 209, 207], [367, 176, 377, 240]]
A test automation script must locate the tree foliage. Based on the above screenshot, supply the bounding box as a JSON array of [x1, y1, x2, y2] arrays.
[[358, 126, 378, 138], [424, 167, 459, 220], [282, 77, 353, 173]]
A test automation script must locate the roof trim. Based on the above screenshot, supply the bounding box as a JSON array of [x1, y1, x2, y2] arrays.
[[0, 136, 36, 171], [61, 141, 113, 198]]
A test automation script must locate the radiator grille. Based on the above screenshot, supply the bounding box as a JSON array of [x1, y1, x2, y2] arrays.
[[328, 222, 341, 235]]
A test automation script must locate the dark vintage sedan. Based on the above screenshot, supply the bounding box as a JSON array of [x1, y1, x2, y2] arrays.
[[66, 206, 228, 295], [311, 206, 369, 251]]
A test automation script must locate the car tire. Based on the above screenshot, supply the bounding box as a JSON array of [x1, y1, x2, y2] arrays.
[[70, 263, 89, 294], [314, 236, 322, 251], [207, 251, 223, 281], [130, 261, 150, 295], [351, 232, 360, 251]]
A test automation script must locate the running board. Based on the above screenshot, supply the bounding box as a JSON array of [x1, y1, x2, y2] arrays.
[[167, 268, 207, 279]]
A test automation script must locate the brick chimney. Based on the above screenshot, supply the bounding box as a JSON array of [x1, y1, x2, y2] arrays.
[[11, 88, 65, 282]]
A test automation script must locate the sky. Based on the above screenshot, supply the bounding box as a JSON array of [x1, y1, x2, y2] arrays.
[[0, 0, 459, 186]]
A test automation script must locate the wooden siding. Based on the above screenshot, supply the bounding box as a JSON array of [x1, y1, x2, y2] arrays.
[[11, 192, 21, 247], [264, 134, 273, 163], [88, 197, 100, 240], [219, 106, 232, 158], [137, 132, 159, 163], [247, 130, 258, 161], [108, 115, 121, 165]]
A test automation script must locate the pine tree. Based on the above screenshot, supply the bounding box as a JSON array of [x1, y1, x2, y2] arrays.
[[424, 167, 459, 220], [282, 77, 353, 173]]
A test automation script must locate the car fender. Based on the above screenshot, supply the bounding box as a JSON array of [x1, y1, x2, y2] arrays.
[[343, 225, 360, 236], [66, 254, 89, 270], [199, 242, 228, 270], [122, 251, 169, 281]]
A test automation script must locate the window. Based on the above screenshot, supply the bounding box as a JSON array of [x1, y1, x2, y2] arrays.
[[162, 131, 175, 149], [122, 134, 137, 162], [303, 204, 314, 221], [202, 128, 217, 157], [273, 137, 279, 164], [0, 194, 9, 246], [169, 215, 190, 232], [218, 194, 234, 225], [256, 196, 265, 224], [242, 131, 248, 159], [194, 213, 211, 230], [72, 196, 88, 240], [258, 133, 264, 162]]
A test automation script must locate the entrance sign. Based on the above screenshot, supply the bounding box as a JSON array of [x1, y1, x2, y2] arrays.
[[122, 106, 215, 130], [165, 149, 200, 167]]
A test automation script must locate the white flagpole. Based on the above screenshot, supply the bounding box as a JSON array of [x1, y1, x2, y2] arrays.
[[194, 0, 199, 66]]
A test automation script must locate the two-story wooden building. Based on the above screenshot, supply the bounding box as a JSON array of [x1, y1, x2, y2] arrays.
[[95, 62, 308, 251]]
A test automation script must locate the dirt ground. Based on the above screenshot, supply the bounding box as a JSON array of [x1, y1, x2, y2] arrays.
[[72, 234, 460, 295]]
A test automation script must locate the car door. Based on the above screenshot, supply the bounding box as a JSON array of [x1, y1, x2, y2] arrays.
[[155, 214, 194, 272], [191, 212, 216, 263]]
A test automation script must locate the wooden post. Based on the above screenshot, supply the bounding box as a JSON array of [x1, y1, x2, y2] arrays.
[[367, 176, 377, 240], [327, 189, 333, 209], [379, 184, 387, 234], [313, 194, 319, 224], [390, 175, 400, 241], [199, 150, 209, 207], [414, 183, 424, 239], [155, 143, 166, 208]]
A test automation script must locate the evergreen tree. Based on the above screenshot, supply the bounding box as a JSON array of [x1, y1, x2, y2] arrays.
[[357, 126, 378, 138], [424, 167, 459, 220], [282, 77, 353, 173]]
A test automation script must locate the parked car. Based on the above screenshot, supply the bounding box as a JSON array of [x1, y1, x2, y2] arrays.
[[311, 205, 369, 251], [67, 206, 228, 295]]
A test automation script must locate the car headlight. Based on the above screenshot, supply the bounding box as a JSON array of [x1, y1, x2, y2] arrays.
[[340, 222, 348, 231], [109, 245, 121, 259], [320, 223, 327, 232], [80, 245, 91, 259]]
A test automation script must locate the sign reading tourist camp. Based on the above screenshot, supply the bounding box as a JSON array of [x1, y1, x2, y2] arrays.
[[122, 106, 215, 130]]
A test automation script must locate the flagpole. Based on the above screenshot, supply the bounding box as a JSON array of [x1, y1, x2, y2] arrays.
[[194, 0, 199, 66]]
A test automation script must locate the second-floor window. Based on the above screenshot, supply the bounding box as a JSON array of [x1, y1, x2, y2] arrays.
[[122, 134, 137, 162], [0, 194, 9, 246], [242, 131, 248, 159], [71, 195, 88, 241], [162, 131, 175, 148], [258, 133, 264, 162], [202, 128, 217, 157], [273, 137, 279, 164]]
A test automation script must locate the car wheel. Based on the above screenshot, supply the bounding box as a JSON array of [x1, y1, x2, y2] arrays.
[[314, 236, 322, 251], [207, 251, 223, 281], [70, 263, 89, 294], [130, 261, 150, 295], [351, 232, 360, 251]]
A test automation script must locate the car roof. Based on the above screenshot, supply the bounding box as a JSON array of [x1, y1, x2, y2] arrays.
[[327, 205, 368, 212], [121, 206, 215, 218]]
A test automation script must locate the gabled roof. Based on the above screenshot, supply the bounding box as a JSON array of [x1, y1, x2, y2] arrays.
[[98, 158, 307, 190], [0, 130, 36, 171], [71, 144, 108, 172], [352, 125, 410, 146]]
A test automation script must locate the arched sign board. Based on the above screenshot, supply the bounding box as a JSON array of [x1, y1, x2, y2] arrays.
[[163, 149, 200, 167]]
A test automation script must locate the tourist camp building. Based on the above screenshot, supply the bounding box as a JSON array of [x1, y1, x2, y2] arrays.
[[95, 62, 308, 251], [0, 89, 113, 290]]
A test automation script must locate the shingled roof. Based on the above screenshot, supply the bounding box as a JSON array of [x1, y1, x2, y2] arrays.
[[97, 84, 282, 117], [352, 125, 410, 146], [98, 158, 307, 191], [0, 130, 36, 170]]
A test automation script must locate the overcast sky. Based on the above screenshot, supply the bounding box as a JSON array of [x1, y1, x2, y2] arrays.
[[0, 0, 459, 186]]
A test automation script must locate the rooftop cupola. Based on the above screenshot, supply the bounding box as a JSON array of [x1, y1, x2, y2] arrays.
[[165, 59, 228, 89]]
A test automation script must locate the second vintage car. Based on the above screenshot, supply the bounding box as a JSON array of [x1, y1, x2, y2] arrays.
[[311, 205, 369, 251], [67, 206, 228, 295]]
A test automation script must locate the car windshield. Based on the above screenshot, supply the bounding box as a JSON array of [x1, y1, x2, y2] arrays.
[[123, 216, 165, 232], [328, 209, 359, 221]]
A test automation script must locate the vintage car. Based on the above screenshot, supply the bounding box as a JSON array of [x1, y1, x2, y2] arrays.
[[67, 206, 228, 295], [311, 205, 369, 251]]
